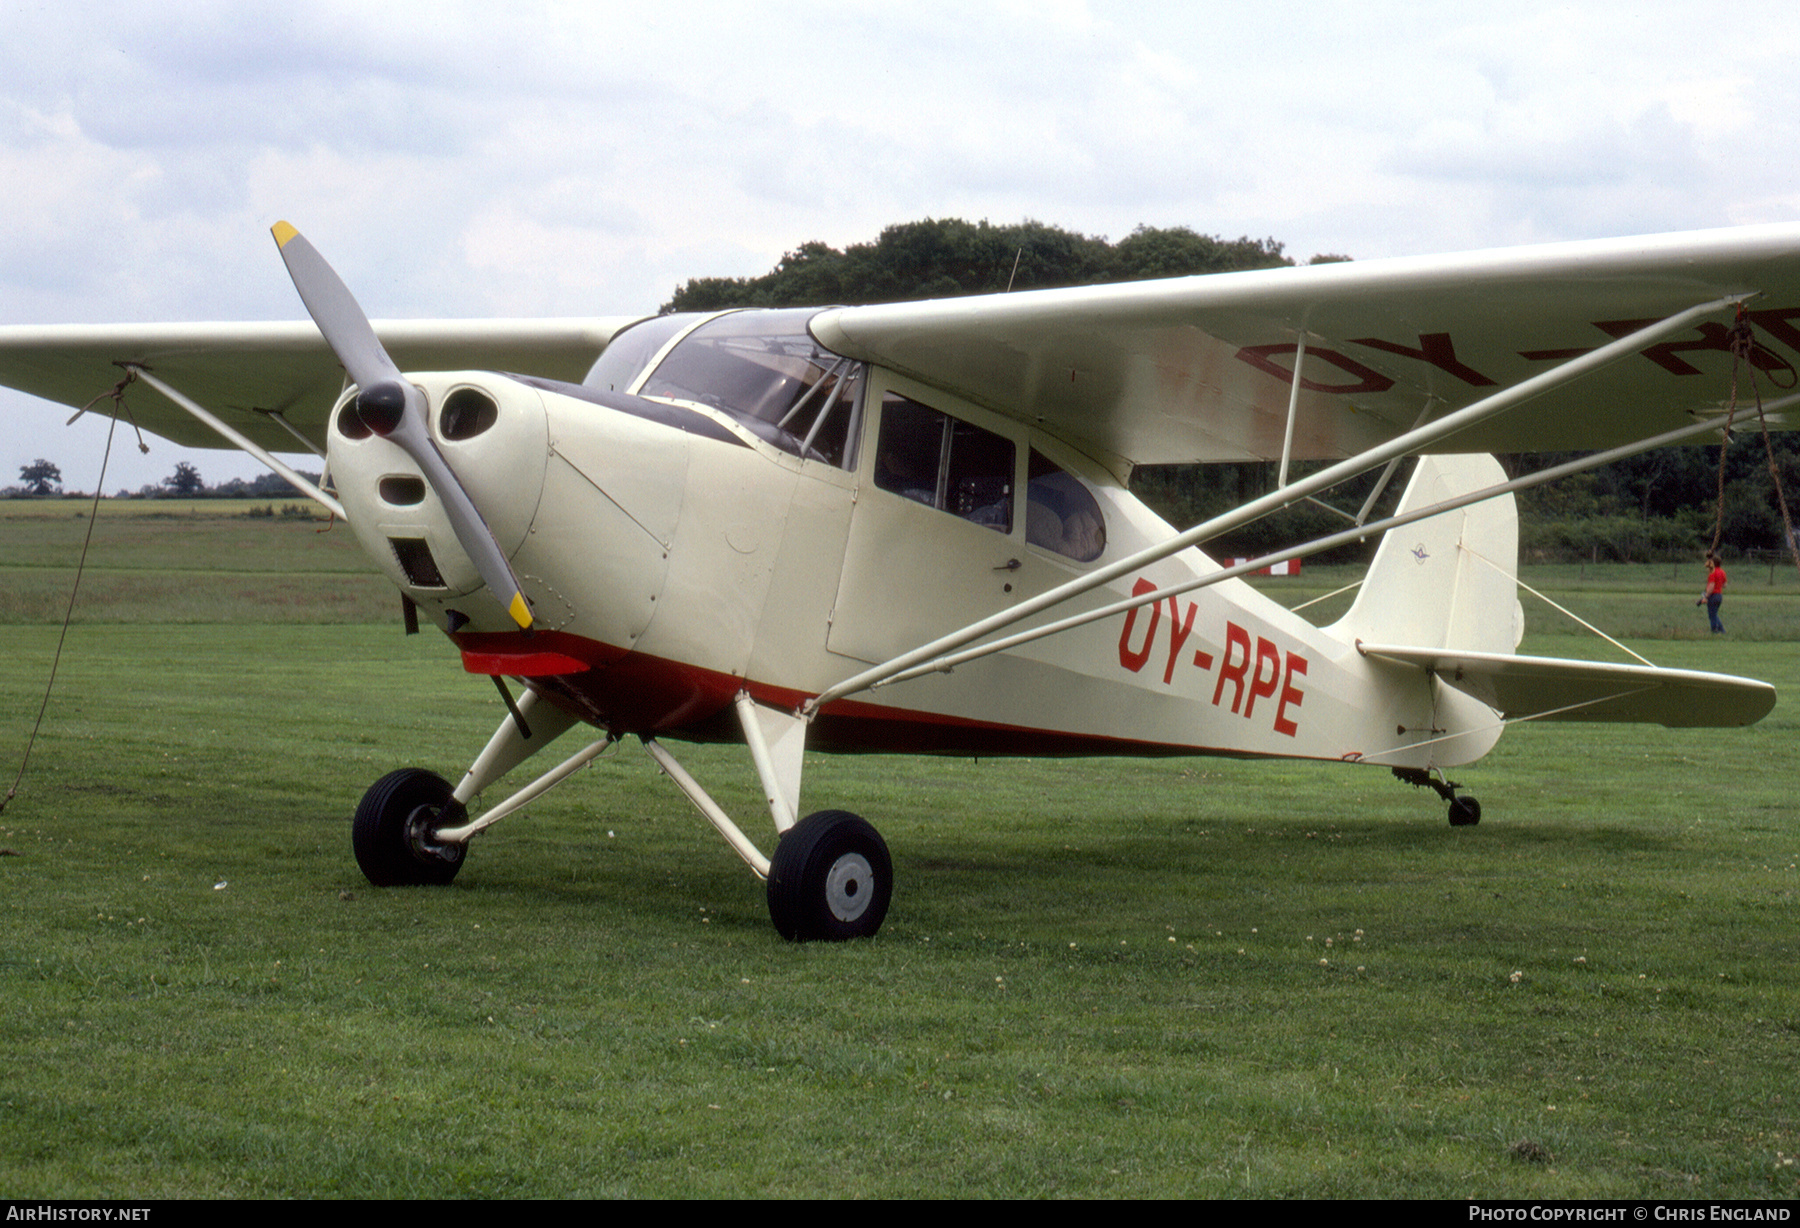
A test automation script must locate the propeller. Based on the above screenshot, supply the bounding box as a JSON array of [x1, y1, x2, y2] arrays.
[[271, 221, 533, 631]]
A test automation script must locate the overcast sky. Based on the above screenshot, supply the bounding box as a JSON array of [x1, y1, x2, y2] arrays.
[[4, 0, 1798, 491]]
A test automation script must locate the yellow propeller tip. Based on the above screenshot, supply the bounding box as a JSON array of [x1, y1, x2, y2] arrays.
[[271, 221, 299, 248], [508, 592, 533, 631]]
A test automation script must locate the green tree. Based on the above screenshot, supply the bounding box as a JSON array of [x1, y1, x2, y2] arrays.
[[663, 218, 1295, 312], [18, 458, 61, 496], [163, 461, 204, 497], [1108, 227, 1289, 280]]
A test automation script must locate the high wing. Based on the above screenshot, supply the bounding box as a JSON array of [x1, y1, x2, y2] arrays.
[[0, 318, 634, 454], [4, 224, 1798, 475], [811, 222, 1800, 475]]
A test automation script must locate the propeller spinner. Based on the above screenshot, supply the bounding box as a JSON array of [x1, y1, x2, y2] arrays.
[[271, 222, 533, 631]]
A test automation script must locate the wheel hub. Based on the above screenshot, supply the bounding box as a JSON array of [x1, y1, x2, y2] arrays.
[[824, 852, 872, 922], [405, 804, 465, 867]]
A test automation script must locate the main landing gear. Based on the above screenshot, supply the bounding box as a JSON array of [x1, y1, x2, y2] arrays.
[[1392, 766, 1482, 827], [766, 810, 893, 942], [347, 686, 894, 942], [352, 768, 468, 885]]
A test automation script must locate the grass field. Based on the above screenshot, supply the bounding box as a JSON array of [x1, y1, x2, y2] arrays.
[[0, 499, 390, 624], [1, 506, 1797, 1197]]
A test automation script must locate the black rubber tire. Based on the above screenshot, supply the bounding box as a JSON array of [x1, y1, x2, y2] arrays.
[[352, 768, 466, 886], [1448, 796, 1482, 827], [766, 810, 892, 941]]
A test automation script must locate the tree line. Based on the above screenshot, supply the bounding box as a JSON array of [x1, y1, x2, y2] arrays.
[[664, 217, 1343, 312], [1132, 441, 1800, 565], [8, 458, 318, 501]]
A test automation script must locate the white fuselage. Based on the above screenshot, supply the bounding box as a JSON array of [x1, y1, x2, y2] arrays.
[[328, 347, 1509, 773]]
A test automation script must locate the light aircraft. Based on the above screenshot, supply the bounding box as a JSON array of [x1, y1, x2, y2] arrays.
[[0, 222, 1791, 940]]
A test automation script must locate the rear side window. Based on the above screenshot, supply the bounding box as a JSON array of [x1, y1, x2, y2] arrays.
[[874, 393, 1014, 533], [1026, 449, 1106, 561]]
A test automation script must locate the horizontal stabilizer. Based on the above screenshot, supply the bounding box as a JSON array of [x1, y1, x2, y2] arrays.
[[1357, 643, 1775, 728]]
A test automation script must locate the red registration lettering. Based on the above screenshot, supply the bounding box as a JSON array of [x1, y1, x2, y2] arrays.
[[1349, 332, 1495, 386], [1211, 621, 1252, 713], [1274, 652, 1307, 737], [1595, 317, 1795, 379], [1243, 637, 1281, 718], [1162, 596, 1197, 685], [1114, 581, 1308, 737], [1235, 344, 1395, 395], [1116, 577, 1159, 673]]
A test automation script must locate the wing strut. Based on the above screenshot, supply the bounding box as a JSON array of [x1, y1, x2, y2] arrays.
[[255, 407, 328, 459], [803, 294, 1745, 715], [1276, 331, 1306, 490], [125, 364, 346, 519], [1354, 401, 1437, 526]]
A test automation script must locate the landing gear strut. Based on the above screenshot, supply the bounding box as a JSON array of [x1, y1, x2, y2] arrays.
[[1393, 766, 1481, 827], [349, 690, 900, 940]]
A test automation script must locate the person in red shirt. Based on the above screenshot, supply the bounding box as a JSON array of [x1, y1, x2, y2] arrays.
[[1699, 554, 1727, 634]]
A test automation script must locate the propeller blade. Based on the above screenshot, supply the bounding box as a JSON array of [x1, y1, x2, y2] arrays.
[[271, 222, 400, 392], [271, 221, 533, 631]]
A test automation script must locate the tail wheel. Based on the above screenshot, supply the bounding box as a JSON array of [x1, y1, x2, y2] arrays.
[[766, 810, 892, 941], [352, 768, 466, 886], [1448, 796, 1482, 827]]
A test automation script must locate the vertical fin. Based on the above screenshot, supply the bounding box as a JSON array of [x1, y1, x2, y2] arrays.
[[1325, 454, 1520, 769], [1327, 454, 1520, 655]]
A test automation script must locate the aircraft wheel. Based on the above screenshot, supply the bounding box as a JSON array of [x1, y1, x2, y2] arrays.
[[1448, 796, 1481, 827], [766, 810, 892, 942], [352, 768, 466, 886]]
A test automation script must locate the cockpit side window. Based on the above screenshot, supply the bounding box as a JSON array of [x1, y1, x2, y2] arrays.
[[787, 362, 863, 470], [1026, 449, 1106, 562], [874, 392, 1014, 533], [635, 309, 864, 468]]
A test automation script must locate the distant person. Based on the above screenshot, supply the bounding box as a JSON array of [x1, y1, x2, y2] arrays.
[[1698, 554, 1727, 634]]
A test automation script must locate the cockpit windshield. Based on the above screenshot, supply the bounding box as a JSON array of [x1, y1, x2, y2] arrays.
[[583, 313, 696, 394], [629, 310, 865, 468]]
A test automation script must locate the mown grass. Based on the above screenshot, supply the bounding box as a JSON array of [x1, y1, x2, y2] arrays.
[[0, 501, 391, 623], [1, 508, 1797, 1198]]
